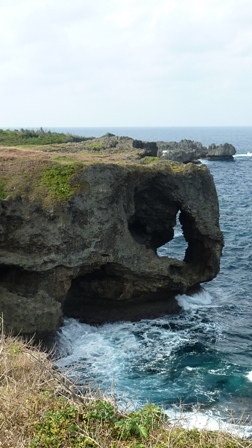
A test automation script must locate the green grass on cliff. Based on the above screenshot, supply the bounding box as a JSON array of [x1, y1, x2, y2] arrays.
[[0, 141, 214, 204], [40, 163, 82, 201], [0, 327, 251, 448], [0, 159, 86, 203], [0, 179, 6, 200], [0, 128, 89, 146]]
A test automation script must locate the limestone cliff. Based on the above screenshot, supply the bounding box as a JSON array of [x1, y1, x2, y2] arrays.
[[0, 141, 223, 334], [157, 140, 236, 162]]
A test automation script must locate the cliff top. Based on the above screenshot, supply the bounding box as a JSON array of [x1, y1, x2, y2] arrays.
[[0, 135, 206, 204]]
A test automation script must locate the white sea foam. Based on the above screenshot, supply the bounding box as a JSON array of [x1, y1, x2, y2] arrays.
[[166, 408, 252, 439], [234, 152, 252, 157], [199, 159, 210, 165], [176, 289, 213, 311], [174, 228, 183, 238], [246, 371, 252, 382]]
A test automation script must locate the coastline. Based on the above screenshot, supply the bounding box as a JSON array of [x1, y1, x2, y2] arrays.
[[1, 330, 251, 447]]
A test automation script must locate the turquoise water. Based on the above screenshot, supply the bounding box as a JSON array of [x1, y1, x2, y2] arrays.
[[54, 127, 252, 437]]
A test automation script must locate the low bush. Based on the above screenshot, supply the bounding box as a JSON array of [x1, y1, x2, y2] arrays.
[[0, 128, 89, 146], [0, 320, 251, 447]]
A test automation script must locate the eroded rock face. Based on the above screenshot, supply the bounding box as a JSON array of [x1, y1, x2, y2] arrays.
[[0, 161, 223, 333], [157, 140, 236, 162], [206, 143, 236, 160], [157, 140, 207, 162]]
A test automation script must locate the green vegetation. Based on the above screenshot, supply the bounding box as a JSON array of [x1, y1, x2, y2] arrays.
[[0, 178, 6, 199], [84, 141, 106, 151], [40, 163, 83, 200], [31, 401, 166, 447], [102, 132, 115, 138], [0, 328, 251, 448], [0, 128, 89, 146], [0, 156, 87, 203], [140, 156, 160, 165]]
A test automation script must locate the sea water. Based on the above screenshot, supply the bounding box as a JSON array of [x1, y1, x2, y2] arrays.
[[53, 127, 252, 437]]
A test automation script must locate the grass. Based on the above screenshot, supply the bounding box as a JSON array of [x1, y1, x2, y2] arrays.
[[0, 318, 251, 448], [84, 141, 106, 151], [0, 179, 6, 200], [0, 145, 194, 204], [0, 157, 87, 203], [40, 163, 83, 201], [0, 128, 89, 146]]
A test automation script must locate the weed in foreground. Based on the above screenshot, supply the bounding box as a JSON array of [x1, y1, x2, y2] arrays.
[[0, 318, 251, 448]]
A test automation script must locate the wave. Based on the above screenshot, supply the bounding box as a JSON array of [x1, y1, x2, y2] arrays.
[[234, 152, 252, 157], [54, 291, 252, 438], [166, 408, 252, 439], [176, 290, 213, 311], [246, 371, 252, 382]]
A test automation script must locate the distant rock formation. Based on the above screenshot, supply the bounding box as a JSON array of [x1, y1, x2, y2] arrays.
[[157, 139, 236, 162], [0, 140, 224, 334], [206, 143, 236, 160], [157, 140, 207, 163]]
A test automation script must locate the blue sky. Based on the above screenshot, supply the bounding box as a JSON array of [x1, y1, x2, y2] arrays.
[[0, 0, 252, 127]]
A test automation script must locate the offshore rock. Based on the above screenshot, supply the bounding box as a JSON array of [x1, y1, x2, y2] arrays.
[[0, 143, 223, 334], [206, 143, 236, 160], [158, 140, 236, 162], [157, 140, 207, 163]]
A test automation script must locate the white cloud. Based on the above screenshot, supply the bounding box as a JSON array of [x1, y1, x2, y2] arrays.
[[0, 0, 252, 126]]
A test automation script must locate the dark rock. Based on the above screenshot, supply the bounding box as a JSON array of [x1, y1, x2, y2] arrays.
[[142, 141, 158, 157], [157, 140, 236, 163], [206, 143, 236, 160], [0, 154, 223, 334], [157, 140, 207, 163], [133, 139, 144, 149], [133, 140, 158, 157]]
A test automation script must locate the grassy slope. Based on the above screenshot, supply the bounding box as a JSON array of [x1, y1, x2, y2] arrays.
[[0, 128, 89, 146], [0, 329, 251, 448]]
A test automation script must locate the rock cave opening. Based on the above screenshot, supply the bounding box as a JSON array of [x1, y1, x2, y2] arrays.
[[0, 264, 10, 282], [157, 211, 188, 261], [128, 185, 179, 251], [127, 184, 189, 262], [62, 261, 181, 324], [63, 263, 129, 323]]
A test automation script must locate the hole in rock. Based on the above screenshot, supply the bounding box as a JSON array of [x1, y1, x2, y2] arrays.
[[157, 212, 188, 261], [128, 185, 178, 250], [0, 265, 11, 281], [63, 263, 126, 322], [63, 263, 181, 324]]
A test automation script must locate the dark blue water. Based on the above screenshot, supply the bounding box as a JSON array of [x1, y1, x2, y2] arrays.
[[55, 127, 252, 436], [49, 126, 252, 152]]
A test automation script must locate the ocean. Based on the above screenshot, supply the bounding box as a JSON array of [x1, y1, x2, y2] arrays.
[[51, 127, 252, 437]]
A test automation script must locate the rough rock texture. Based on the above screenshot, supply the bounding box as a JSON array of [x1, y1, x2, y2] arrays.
[[206, 143, 236, 160], [158, 140, 236, 162], [0, 144, 224, 334], [157, 140, 207, 162]]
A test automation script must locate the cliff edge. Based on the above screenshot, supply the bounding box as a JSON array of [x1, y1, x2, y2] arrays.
[[0, 138, 224, 334]]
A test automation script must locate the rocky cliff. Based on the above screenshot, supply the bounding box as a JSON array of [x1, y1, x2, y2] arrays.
[[0, 140, 224, 334], [158, 140, 236, 162]]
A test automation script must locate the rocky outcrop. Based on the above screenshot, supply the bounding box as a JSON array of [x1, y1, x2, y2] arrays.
[[157, 140, 207, 163], [206, 143, 236, 160], [0, 144, 223, 334], [132, 140, 158, 157], [157, 140, 236, 162]]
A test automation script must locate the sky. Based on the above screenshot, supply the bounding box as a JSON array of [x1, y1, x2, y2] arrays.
[[0, 0, 252, 127]]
